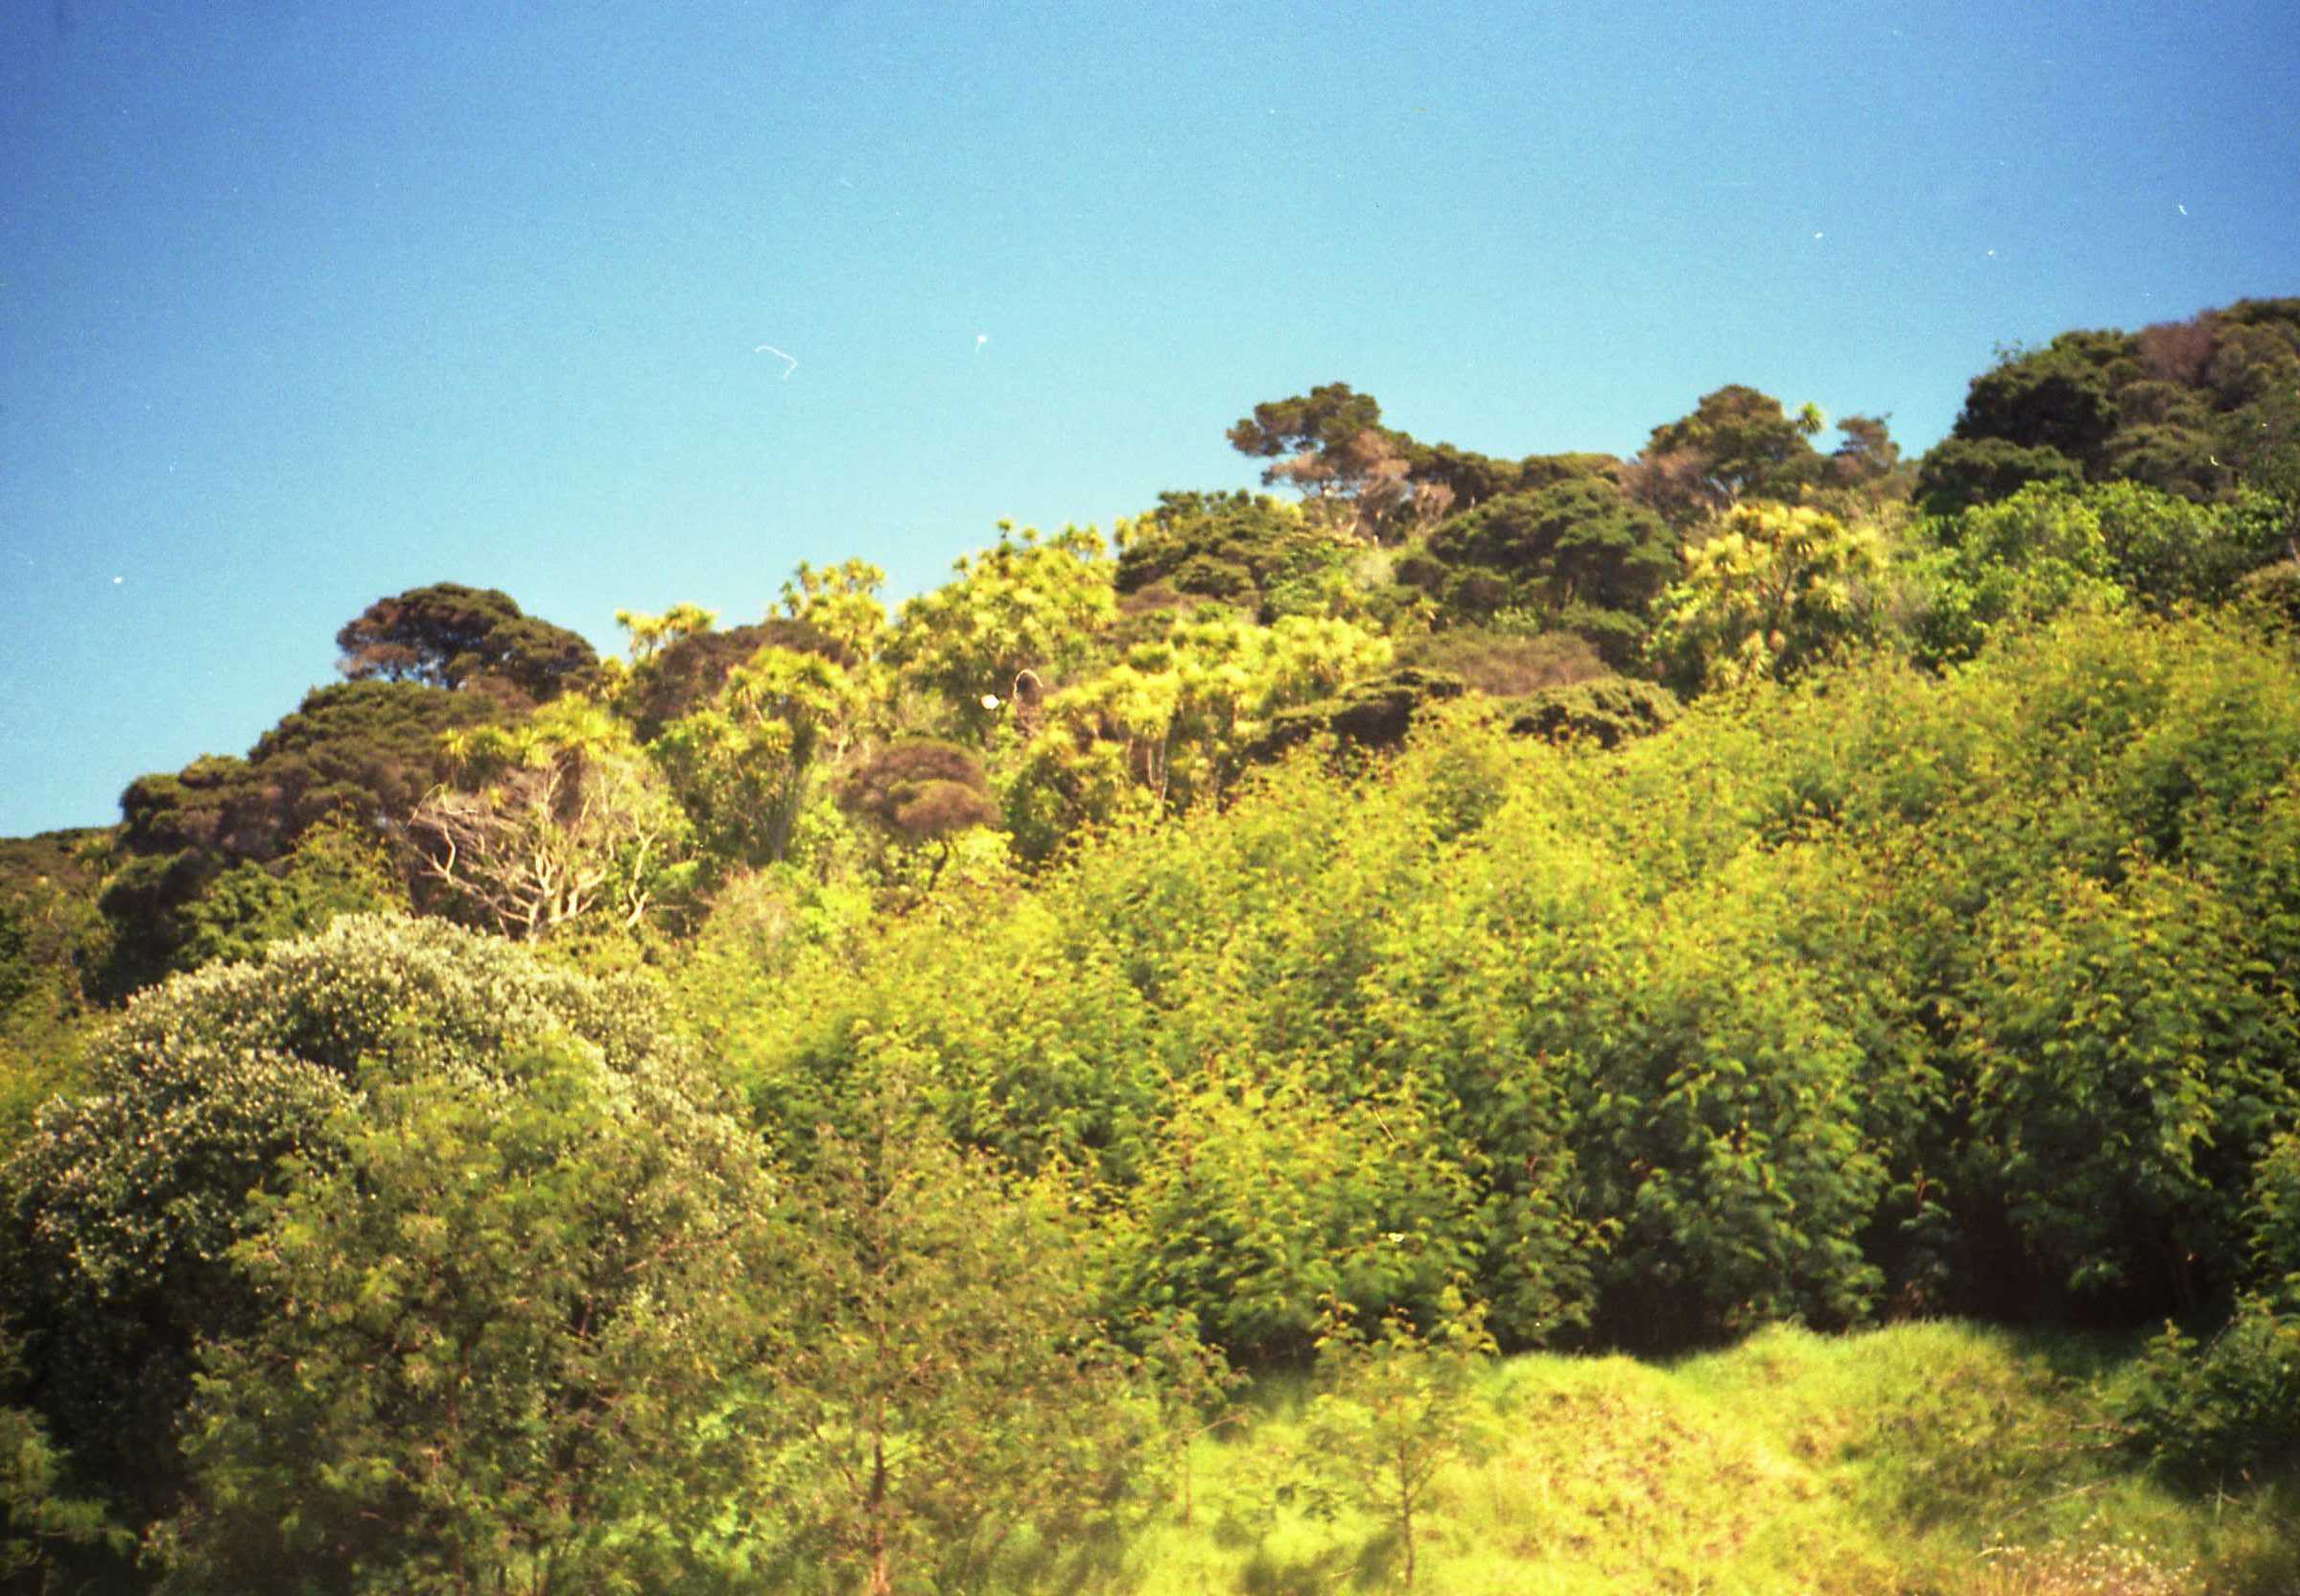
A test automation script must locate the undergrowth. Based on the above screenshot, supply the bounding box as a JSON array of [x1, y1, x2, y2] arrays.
[[1028, 1320, 2299, 1596]]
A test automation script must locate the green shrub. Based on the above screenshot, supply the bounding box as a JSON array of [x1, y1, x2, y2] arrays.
[[2, 914, 697, 1530], [2122, 1296, 2300, 1486], [1506, 676, 1679, 747]]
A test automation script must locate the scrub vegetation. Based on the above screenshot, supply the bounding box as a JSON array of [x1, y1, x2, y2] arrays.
[[6, 296, 2300, 1592]]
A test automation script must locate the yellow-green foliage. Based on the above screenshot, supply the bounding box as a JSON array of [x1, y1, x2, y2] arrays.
[[1649, 503, 1889, 692], [699, 607, 2300, 1359], [1006, 611, 1394, 857], [888, 522, 1118, 740], [1104, 1323, 2296, 1596]]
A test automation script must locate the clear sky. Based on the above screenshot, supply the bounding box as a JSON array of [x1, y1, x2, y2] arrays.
[[3, 0, 2294, 837]]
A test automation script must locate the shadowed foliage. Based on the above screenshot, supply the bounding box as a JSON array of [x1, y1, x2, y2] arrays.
[[336, 581, 599, 704], [1918, 300, 2300, 513], [838, 739, 997, 849]]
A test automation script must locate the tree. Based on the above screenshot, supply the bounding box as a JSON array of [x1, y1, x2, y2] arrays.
[[111, 675, 489, 874], [1107, 1068, 1476, 1362], [1226, 385, 1457, 543], [97, 680, 502, 993], [1956, 862, 2293, 1306], [1909, 481, 2127, 667], [836, 739, 998, 887], [1, 1321, 129, 1594], [779, 557, 891, 667], [613, 600, 719, 668], [1506, 676, 1680, 747], [411, 697, 693, 937], [1949, 331, 2131, 466], [1395, 440, 1538, 513], [149, 1042, 779, 1596], [1914, 435, 2085, 515], [2101, 421, 2230, 504], [1915, 305, 2300, 512], [1829, 413, 1903, 486], [1292, 1286, 1499, 1591], [1564, 894, 1889, 1346], [2241, 558, 2300, 631], [2202, 303, 2300, 505], [1396, 629, 1606, 697], [1247, 667, 1470, 763], [1648, 503, 1889, 693], [648, 645, 860, 869], [764, 1092, 1151, 1596], [888, 524, 1117, 739], [1005, 613, 1394, 858], [170, 813, 408, 972], [1910, 481, 2285, 667], [614, 613, 845, 741], [109, 683, 462, 867], [1226, 383, 1389, 478], [1114, 491, 1338, 615], [0, 834, 106, 1149], [1628, 385, 1827, 520], [2122, 1293, 2300, 1486], [1285, 428, 1453, 543], [336, 582, 598, 703], [1424, 477, 1678, 626], [241, 681, 506, 840], [2, 915, 696, 1534], [0, 911, 28, 1038]]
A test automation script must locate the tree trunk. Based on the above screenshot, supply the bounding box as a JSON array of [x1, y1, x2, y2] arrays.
[[1398, 1441, 1417, 1590]]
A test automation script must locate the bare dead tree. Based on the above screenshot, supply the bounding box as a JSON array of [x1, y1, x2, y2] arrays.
[[408, 751, 682, 939]]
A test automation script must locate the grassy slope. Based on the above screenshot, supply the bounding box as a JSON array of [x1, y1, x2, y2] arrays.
[[1068, 1322, 2295, 1596]]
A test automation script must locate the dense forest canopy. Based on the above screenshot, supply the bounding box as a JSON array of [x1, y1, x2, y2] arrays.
[[6, 296, 2300, 1592]]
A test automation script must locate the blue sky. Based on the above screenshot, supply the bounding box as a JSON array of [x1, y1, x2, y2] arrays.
[[3, 0, 2294, 836]]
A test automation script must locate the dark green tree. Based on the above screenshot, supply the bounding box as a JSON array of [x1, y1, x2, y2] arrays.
[[1114, 491, 1340, 617], [1227, 386, 1449, 541], [1395, 440, 1529, 511], [1629, 385, 1827, 519], [1914, 436, 2086, 515], [169, 814, 407, 972], [1506, 676, 1680, 747], [1950, 331, 2133, 465], [1, 1321, 129, 1595], [336, 582, 598, 703], [2101, 421, 2231, 503], [0, 834, 106, 1119], [1828, 413, 1903, 486], [1425, 478, 1678, 618], [95, 681, 502, 994], [237, 680, 505, 847], [1226, 383, 1390, 478], [1919, 304, 2300, 512]]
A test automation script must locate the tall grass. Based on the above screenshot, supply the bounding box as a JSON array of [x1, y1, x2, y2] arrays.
[[997, 1321, 2298, 1596]]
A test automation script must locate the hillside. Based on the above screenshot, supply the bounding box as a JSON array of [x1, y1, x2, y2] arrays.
[[5, 299, 2300, 1593]]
